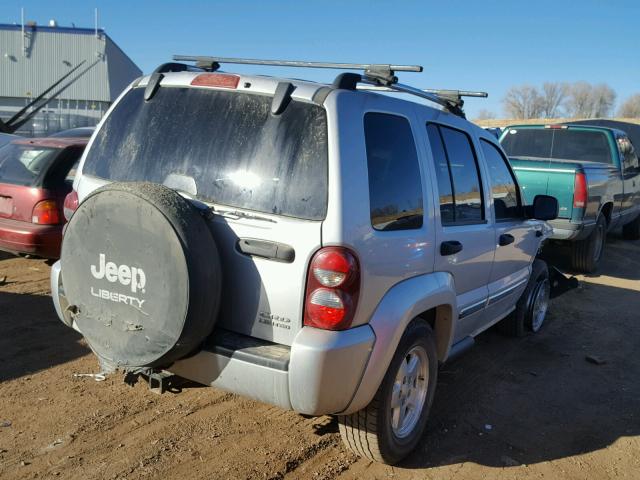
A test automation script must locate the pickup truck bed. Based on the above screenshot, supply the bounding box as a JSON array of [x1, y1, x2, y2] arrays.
[[510, 157, 619, 240]]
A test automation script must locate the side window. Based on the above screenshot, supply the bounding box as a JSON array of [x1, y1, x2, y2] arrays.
[[426, 124, 454, 224], [427, 123, 484, 224], [364, 113, 423, 231], [480, 140, 522, 220]]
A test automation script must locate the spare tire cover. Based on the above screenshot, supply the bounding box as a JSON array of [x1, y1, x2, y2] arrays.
[[61, 182, 221, 369]]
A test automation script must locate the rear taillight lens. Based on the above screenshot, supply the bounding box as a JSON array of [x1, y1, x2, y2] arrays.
[[573, 172, 587, 209], [304, 247, 360, 330], [32, 200, 61, 225], [63, 190, 79, 221]]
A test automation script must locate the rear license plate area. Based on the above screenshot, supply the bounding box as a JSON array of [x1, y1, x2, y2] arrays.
[[0, 196, 13, 217]]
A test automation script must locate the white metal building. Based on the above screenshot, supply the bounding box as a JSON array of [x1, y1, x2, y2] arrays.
[[0, 22, 141, 136]]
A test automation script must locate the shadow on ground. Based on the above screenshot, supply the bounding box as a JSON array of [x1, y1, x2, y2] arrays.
[[0, 291, 89, 382]]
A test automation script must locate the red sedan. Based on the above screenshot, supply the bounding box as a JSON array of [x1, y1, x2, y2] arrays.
[[0, 137, 87, 259]]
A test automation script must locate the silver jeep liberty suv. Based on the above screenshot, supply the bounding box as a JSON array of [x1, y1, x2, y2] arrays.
[[52, 56, 559, 464]]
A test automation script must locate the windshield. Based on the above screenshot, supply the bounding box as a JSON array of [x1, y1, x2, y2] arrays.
[[83, 86, 329, 220], [0, 143, 60, 186], [501, 128, 613, 164]]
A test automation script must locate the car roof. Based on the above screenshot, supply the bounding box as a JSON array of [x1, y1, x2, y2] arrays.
[[138, 70, 486, 138], [11, 137, 89, 149]]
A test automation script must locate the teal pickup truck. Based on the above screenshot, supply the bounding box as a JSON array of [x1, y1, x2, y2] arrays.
[[500, 124, 640, 272]]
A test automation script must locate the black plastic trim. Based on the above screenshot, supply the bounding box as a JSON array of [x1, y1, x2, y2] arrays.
[[236, 238, 295, 263], [203, 329, 290, 371], [446, 336, 475, 362], [271, 82, 296, 115], [144, 72, 164, 101]]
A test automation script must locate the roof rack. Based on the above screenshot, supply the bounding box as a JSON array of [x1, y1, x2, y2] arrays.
[[171, 55, 486, 118], [357, 85, 488, 118]]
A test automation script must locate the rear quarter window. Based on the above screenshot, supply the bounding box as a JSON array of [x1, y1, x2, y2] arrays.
[[363, 113, 423, 231]]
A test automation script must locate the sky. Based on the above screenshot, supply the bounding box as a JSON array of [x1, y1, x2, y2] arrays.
[[3, 0, 639, 119]]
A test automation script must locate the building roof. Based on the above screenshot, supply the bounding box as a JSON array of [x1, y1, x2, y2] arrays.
[[0, 23, 142, 102]]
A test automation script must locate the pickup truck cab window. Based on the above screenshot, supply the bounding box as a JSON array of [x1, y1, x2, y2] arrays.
[[502, 127, 613, 164], [364, 113, 423, 231], [480, 139, 522, 220], [426, 123, 484, 224]]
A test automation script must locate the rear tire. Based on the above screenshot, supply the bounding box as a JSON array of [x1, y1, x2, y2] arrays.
[[571, 214, 606, 273], [497, 259, 550, 337], [338, 319, 438, 465], [622, 215, 640, 240]]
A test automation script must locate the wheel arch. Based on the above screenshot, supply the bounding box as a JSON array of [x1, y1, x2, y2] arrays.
[[599, 201, 614, 225], [339, 271, 457, 415], [416, 304, 454, 362]]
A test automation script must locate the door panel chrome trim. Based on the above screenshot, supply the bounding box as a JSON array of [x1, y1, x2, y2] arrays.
[[459, 299, 486, 319], [487, 278, 528, 305]]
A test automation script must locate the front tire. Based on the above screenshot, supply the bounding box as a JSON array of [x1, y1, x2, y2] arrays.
[[338, 319, 438, 465], [571, 213, 606, 273], [498, 259, 550, 337]]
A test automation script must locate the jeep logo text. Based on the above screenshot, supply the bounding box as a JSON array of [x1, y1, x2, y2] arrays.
[[90, 253, 146, 294]]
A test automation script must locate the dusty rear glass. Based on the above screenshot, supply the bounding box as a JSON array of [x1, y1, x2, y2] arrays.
[[83, 87, 328, 220], [501, 128, 613, 164], [0, 143, 60, 186]]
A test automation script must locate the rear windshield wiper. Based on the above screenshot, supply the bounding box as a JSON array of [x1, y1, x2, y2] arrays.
[[215, 209, 277, 223]]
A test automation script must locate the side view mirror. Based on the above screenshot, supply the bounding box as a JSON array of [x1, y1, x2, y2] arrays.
[[530, 194, 558, 221]]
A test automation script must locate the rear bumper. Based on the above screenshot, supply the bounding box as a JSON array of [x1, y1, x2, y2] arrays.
[[548, 218, 595, 241], [169, 325, 375, 415], [0, 217, 62, 258], [50, 262, 376, 415]]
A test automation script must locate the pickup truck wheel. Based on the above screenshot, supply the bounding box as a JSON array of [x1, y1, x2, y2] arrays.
[[497, 259, 549, 337], [571, 214, 606, 273], [337, 319, 437, 465], [622, 215, 640, 240]]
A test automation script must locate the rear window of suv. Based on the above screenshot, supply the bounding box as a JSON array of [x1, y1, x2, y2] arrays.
[[501, 128, 612, 164], [83, 86, 328, 220]]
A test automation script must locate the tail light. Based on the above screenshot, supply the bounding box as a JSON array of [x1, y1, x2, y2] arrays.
[[573, 172, 587, 209], [63, 190, 79, 221], [32, 200, 61, 225], [304, 247, 360, 330]]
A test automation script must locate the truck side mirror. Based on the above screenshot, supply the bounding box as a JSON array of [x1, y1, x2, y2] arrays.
[[531, 195, 558, 221]]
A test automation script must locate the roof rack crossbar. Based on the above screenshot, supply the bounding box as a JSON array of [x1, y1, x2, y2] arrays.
[[172, 55, 423, 73], [172, 55, 486, 118], [357, 83, 488, 118]]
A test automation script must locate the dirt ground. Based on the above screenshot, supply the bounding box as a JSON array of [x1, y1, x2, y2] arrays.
[[1, 235, 639, 480]]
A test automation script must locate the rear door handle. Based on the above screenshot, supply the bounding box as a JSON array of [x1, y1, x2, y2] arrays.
[[499, 234, 515, 246], [440, 240, 463, 256]]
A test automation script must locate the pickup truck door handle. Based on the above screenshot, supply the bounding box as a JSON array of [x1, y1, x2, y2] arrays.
[[499, 234, 515, 246], [440, 240, 463, 256]]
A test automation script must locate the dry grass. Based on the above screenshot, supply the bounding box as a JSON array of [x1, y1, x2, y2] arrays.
[[475, 117, 640, 128]]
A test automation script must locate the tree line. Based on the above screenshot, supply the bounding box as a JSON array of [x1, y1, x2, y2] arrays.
[[486, 82, 640, 119]]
